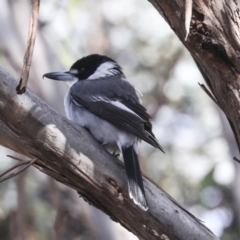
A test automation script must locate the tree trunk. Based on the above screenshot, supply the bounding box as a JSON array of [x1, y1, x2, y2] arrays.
[[149, 0, 240, 150]]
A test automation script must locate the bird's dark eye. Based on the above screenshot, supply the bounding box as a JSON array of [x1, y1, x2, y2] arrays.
[[80, 68, 85, 72]]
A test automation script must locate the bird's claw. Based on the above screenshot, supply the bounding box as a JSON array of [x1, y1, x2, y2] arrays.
[[112, 152, 120, 158]]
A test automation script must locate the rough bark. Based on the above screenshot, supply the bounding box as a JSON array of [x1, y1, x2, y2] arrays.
[[149, 0, 240, 150], [0, 67, 217, 239]]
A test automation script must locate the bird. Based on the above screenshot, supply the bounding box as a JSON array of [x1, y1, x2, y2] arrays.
[[43, 54, 164, 211]]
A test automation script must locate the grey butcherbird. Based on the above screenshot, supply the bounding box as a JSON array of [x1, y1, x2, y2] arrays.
[[43, 54, 164, 211]]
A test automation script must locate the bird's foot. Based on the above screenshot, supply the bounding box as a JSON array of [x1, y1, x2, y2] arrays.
[[112, 152, 120, 158]]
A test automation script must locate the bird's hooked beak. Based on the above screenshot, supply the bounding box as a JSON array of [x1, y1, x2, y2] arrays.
[[43, 71, 76, 81]]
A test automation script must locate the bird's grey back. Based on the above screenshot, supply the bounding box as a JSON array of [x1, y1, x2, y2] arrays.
[[70, 75, 139, 103]]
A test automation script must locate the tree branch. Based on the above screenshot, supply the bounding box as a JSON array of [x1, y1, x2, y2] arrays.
[[0, 67, 217, 239]]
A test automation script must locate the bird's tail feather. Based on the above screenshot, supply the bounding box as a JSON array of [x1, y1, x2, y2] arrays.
[[122, 145, 148, 211]]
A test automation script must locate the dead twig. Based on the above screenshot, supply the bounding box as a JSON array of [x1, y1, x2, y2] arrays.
[[199, 82, 240, 152], [198, 83, 219, 106], [0, 157, 38, 183], [233, 156, 240, 164], [6, 155, 25, 162], [16, 0, 40, 94]]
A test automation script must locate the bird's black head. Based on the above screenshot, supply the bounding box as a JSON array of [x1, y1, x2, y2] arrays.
[[43, 54, 123, 82], [70, 54, 123, 80]]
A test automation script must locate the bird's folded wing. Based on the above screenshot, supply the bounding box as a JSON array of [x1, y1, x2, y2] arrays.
[[120, 99, 151, 122], [70, 93, 164, 151]]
